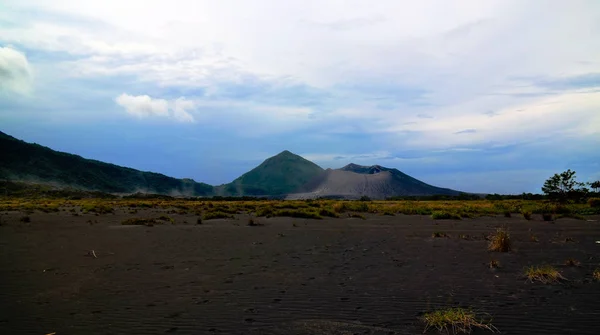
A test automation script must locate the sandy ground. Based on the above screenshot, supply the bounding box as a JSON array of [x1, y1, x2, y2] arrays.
[[1, 208, 600, 334]]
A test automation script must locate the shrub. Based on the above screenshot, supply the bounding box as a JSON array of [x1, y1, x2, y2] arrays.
[[422, 308, 496, 334], [503, 211, 511, 218], [588, 198, 600, 208], [524, 265, 566, 284], [196, 218, 202, 225], [431, 211, 461, 220], [432, 232, 449, 238], [593, 269, 600, 281], [247, 218, 263, 226], [488, 227, 511, 252], [489, 260, 500, 268], [542, 213, 553, 221], [522, 210, 532, 220], [19, 216, 31, 223]]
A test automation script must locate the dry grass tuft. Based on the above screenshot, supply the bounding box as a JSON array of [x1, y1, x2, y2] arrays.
[[488, 227, 511, 252], [524, 265, 566, 284], [530, 234, 539, 242], [489, 260, 500, 269], [521, 210, 532, 220], [422, 307, 497, 334], [432, 232, 449, 238], [593, 269, 600, 281]]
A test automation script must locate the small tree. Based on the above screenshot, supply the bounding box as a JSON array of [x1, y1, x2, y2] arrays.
[[542, 170, 588, 202], [591, 181, 600, 193]]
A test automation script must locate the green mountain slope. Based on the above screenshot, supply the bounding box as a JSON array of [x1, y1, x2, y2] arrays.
[[0, 131, 214, 196], [218, 150, 324, 196]]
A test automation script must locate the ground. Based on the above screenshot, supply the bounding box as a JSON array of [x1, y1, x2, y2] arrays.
[[1, 207, 600, 334]]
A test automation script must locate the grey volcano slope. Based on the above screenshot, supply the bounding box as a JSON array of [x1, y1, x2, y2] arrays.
[[288, 163, 461, 200], [0, 131, 214, 196], [216, 150, 324, 196]]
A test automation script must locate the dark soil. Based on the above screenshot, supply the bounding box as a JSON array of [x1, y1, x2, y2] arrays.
[[1, 208, 600, 334]]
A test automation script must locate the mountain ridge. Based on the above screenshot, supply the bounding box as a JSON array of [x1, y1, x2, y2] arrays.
[[0, 130, 465, 198]]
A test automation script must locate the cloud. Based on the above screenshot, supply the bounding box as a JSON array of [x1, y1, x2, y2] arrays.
[[115, 94, 195, 122], [454, 129, 477, 134], [0, 46, 33, 94]]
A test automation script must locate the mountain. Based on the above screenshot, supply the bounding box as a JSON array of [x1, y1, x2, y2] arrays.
[[217, 150, 324, 196], [1, 131, 465, 198], [288, 163, 461, 200], [0, 131, 214, 196]]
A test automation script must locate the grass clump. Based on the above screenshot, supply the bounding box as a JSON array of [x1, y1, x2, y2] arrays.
[[318, 208, 340, 218], [593, 269, 600, 281], [503, 211, 511, 218], [521, 210, 532, 220], [422, 307, 497, 334], [19, 216, 31, 223], [488, 227, 511, 252], [489, 260, 500, 269], [347, 213, 366, 220], [203, 211, 234, 220], [122, 218, 157, 226], [524, 265, 566, 284], [431, 211, 462, 220], [432, 232, 449, 238], [156, 215, 175, 224], [542, 213, 553, 221], [564, 258, 580, 267], [82, 203, 114, 214], [247, 218, 263, 226], [272, 209, 322, 219]]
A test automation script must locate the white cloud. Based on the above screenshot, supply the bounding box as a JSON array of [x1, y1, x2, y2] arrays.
[[115, 94, 195, 122], [0, 47, 33, 94]]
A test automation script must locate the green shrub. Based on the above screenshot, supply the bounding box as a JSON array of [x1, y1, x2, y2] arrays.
[[522, 210, 532, 220], [431, 211, 461, 220]]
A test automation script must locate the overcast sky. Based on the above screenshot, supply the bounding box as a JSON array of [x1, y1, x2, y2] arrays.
[[1, 0, 599, 193]]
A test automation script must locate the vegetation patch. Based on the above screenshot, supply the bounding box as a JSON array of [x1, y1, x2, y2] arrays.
[[82, 203, 114, 214], [347, 213, 366, 220], [318, 208, 340, 218], [122, 218, 158, 226], [432, 232, 449, 238], [431, 211, 462, 220], [593, 269, 600, 281], [542, 213, 554, 221], [524, 265, 566, 284], [272, 209, 322, 219], [489, 260, 500, 269], [203, 211, 234, 220], [588, 198, 600, 208], [488, 227, 511, 252], [422, 307, 497, 334], [521, 210, 532, 220], [19, 216, 31, 223]]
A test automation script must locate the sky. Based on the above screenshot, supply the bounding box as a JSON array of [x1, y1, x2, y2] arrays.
[[1, 0, 599, 194]]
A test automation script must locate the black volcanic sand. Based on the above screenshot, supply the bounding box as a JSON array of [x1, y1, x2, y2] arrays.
[[1, 208, 600, 334]]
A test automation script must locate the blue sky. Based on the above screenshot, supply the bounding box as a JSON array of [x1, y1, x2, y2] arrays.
[[1, 0, 599, 194]]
